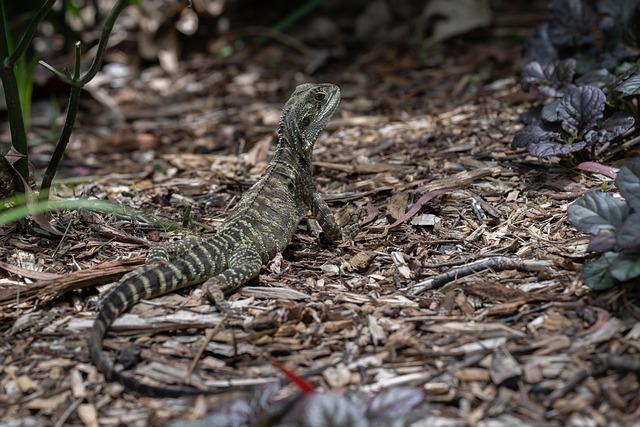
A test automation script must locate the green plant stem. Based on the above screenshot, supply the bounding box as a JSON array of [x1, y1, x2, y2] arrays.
[[39, 42, 82, 201], [7, 0, 56, 68], [0, 67, 29, 179], [78, 0, 129, 86], [39, 0, 130, 200], [0, 3, 28, 179]]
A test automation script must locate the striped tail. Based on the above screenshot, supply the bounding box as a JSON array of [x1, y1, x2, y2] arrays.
[[88, 259, 245, 397]]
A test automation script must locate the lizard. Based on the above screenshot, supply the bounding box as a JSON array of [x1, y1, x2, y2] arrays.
[[89, 83, 350, 397]]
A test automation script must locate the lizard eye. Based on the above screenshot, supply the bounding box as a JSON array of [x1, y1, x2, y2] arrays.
[[314, 92, 326, 101], [301, 116, 311, 127]]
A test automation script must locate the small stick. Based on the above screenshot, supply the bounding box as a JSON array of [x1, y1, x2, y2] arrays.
[[407, 256, 553, 295], [546, 354, 640, 405], [53, 398, 83, 427], [186, 316, 228, 383]]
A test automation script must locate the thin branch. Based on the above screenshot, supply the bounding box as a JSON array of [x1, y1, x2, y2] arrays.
[[406, 256, 554, 296], [72, 41, 81, 79], [186, 318, 227, 383], [7, 0, 56, 67], [546, 354, 640, 406], [78, 0, 130, 85], [39, 42, 83, 200], [38, 59, 72, 84]]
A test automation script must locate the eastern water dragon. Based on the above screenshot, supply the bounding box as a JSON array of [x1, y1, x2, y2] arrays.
[[89, 83, 350, 397]]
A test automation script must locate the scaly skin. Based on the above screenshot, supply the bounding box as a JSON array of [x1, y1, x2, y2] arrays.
[[89, 83, 347, 397]]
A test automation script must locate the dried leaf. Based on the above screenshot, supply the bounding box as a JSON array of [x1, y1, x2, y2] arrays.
[[386, 192, 408, 221], [575, 161, 618, 179], [389, 188, 453, 228]]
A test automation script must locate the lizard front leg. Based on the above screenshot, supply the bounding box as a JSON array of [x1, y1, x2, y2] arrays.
[[201, 246, 262, 313], [308, 191, 354, 242]]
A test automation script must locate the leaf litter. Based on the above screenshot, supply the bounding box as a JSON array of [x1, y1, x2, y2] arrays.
[[1, 4, 640, 427]]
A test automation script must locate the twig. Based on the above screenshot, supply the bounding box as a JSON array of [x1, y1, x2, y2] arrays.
[[607, 354, 640, 373], [407, 256, 553, 296], [53, 398, 83, 427], [546, 367, 592, 405], [186, 317, 227, 383], [546, 354, 640, 406]]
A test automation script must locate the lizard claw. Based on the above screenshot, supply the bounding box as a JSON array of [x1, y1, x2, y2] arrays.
[[202, 277, 241, 319]]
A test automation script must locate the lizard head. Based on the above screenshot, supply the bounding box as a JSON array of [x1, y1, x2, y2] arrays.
[[281, 83, 341, 154]]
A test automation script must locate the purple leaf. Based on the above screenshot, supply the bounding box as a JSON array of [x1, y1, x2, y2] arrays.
[[512, 125, 560, 148], [521, 59, 575, 96], [609, 253, 640, 282], [541, 99, 560, 122], [529, 140, 586, 157], [568, 190, 629, 234], [575, 68, 614, 88], [523, 23, 558, 61], [616, 158, 640, 211], [367, 387, 425, 422], [616, 72, 640, 96], [585, 112, 635, 144], [582, 253, 618, 290], [281, 393, 367, 427], [557, 86, 606, 136], [587, 235, 616, 252], [522, 61, 552, 90], [554, 58, 577, 85], [615, 213, 640, 251], [598, 0, 640, 23], [600, 111, 635, 134], [549, 0, 597, 47]]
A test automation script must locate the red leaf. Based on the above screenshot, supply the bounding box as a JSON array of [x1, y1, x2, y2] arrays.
[[576, 161, 617, 179], [270, 359, 316, 394]]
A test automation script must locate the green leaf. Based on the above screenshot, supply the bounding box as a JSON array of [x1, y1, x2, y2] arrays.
[[616, 158, 640, 211], [609, 253, 640, 282], [582, 253, 619, 290], [567, 190, 629, 234], [64, 0, 82, 18]]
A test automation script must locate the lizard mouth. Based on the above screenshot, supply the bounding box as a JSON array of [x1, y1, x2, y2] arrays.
[[321, 86, 341, 119]]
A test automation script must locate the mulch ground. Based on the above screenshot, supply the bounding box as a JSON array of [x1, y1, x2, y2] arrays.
[[2, 13, 640, 427]]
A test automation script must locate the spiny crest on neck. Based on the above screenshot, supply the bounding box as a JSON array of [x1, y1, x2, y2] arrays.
[[277, 83, 341, 156]]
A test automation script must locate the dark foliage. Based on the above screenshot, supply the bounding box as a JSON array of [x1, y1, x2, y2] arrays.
[[568, 158, 640, 289], [514, 0, 640, 159], [169, 386, 427, 427]]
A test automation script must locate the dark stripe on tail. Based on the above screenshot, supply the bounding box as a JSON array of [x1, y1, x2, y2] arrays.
[[88, 261, 245, 397]]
